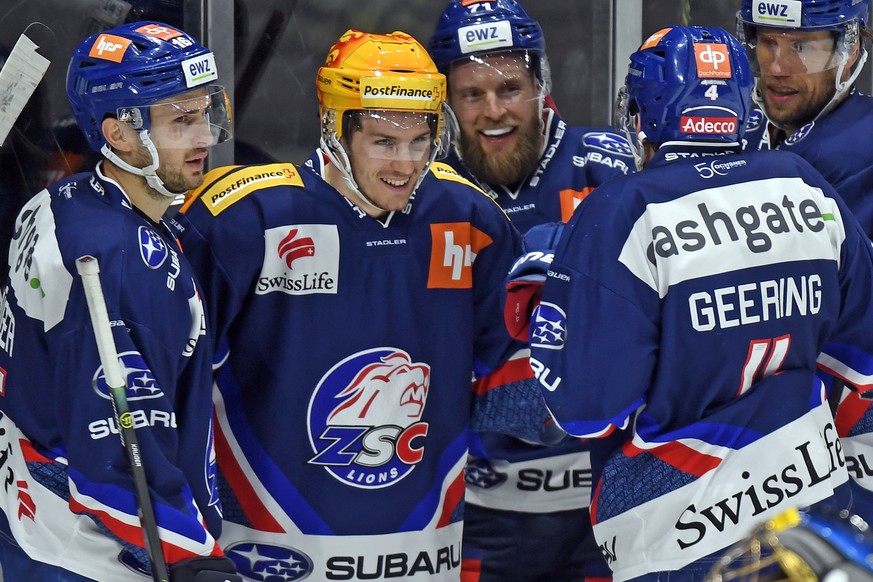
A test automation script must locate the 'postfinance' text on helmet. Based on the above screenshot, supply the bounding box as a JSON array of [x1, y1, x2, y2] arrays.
[[316, 29, 446, 140]]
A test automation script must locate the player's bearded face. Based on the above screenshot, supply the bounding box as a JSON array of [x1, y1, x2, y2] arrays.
[[449, 54, 545, 185], [129, 143, 209, 197]]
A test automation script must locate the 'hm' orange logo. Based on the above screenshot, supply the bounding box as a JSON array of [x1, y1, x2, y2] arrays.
[[89, 34, 131, 63], [428, 223, 493, 289]]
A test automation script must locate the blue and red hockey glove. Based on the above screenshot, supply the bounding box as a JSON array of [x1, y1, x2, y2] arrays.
[[504, 222, 564, 341]]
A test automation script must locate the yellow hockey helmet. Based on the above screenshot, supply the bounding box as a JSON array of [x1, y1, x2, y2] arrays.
[[316, 29, 447, 139]]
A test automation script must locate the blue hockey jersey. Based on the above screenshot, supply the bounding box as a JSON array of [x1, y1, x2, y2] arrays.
[[745, 92, 873, 238], [446, 108, 635, 234], [173, 154, 525, 581], [0, 165, 223, 580], [450, 109, 635, 516], [530, 143, 873, 580], [745, 91, 873, 524]]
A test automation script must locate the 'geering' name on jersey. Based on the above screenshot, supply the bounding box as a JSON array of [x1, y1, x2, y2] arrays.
[[616, 178, 839, 336], [689, 274, 821, 332]]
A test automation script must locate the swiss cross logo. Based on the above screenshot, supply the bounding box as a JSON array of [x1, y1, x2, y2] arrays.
[[278, 228, 316, 269], [694, 43, 732, 79], [135, 24, 184, 41], [89, 34, 131, 63], [559, 187, 594, 223], [428, 223, 493, 289], [0, 366, 6, 397]]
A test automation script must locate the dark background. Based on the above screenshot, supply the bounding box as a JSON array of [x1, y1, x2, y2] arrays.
[[0, 0, 745, 183]]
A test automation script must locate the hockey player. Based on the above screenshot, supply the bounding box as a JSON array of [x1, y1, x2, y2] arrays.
[[522, 25, 873, 581], [0, 22, 239, 582], [737, 0, 873, 525], [737, 0, 873, 233], [428, 1, 633, 579], [429, 0, 634, 232], [172, 29, 541, 581]]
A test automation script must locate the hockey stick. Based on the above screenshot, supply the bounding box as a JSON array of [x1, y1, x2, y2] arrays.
[[75, 255, 169, 582], [0, 26, 51, 147]]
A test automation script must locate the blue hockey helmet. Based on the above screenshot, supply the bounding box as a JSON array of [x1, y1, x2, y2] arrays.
[[708, 507, 873, 581], [737, 0, 869, 36], [66, 21, 231, 152], [428, 0, 547, 83], [736, 0, 869, 122], [736, 0, 869, 72], [616, 26, 753, 168]]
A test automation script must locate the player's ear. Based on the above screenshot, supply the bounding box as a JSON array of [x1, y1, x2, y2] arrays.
[[101, 118, 137, 153]]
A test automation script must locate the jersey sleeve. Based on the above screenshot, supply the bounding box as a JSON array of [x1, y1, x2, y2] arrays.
[[814, 172, 873, 391], [530, 183, 654, 437], [55, 288, 222, 568], [466, 189, 526, 377]]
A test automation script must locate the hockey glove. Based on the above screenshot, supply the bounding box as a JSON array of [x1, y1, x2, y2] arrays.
[[170, 557, 242, 582], [504, 222, 564, 341]]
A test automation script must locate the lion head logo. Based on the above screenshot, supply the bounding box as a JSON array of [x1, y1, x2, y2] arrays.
[[327, 351, 429, 427]]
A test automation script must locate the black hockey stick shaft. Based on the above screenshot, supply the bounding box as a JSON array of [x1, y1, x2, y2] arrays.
[[76, 255, 169, 582]]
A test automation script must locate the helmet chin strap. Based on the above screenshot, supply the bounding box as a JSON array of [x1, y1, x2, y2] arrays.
[[100, 129, 185, 199], [321, 132, 439, 215], [622, 123, 647, 172], [819, 46, 867, 120], [321, 133, 388, 214]]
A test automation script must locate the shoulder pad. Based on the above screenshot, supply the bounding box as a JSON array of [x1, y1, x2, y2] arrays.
[[182, 163, 305, 216], [429, 162, 487, 194], [429, 161, 511, 220]]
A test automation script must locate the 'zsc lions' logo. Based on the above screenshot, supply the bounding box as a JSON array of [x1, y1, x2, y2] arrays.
[[308, 348, 430, 489]]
